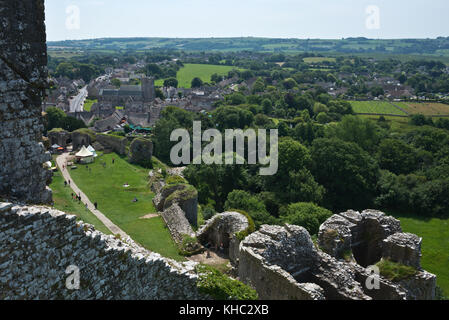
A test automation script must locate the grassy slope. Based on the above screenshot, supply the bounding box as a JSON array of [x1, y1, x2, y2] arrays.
[[50, 170, 112, 235], [68, 153, 183, 261], [390, 212, 449, 296]]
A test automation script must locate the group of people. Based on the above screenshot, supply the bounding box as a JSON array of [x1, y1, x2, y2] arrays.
[[71, 192, 81, 203], [204, 242, 225, 259]]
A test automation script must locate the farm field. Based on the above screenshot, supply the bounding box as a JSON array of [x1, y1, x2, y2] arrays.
[[350, 101, 408, 116], [393, 102, 449, 116], [303, 57, 336, 63], [50, 169, 112, 235], [156, 63, 240, 88], [390, 211, 449, 297], [68, 153, 183, 261]]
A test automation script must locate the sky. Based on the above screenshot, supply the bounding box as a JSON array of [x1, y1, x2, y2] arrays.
[[45, 0, 449, 41]]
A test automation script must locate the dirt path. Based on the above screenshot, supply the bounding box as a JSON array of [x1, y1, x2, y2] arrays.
[[56, 153, 128, 238], [188, 250, 230, 267]]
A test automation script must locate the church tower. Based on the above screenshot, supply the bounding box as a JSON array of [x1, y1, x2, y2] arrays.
[[142, 77, 155, 102]]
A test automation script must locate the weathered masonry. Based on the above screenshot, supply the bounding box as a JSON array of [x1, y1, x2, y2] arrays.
[[0, 0, 52, 203]]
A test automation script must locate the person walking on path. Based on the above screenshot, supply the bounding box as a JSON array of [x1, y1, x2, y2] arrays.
[[94, 202, 98, 210], [56, 153, 128, 238]]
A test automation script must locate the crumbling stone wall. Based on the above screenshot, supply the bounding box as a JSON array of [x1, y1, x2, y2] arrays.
[[235, 211, 436, 300], [71, 130, 94, 150], [0, 203, 208, 300], [197, 212, 248, 249], [161, 204, 195, 244], [0, 0, 52, 203], [48, 129, 71, 147], [96, 134, 127, 155], [153, 179, 198, 228], [128, 138, 153, 167]]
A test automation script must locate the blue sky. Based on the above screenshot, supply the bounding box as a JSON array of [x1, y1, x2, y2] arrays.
[[45, 0, 449, 41]]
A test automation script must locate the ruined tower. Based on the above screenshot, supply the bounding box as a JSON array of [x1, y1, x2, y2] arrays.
[[141, 77, 156, 102], [0, 0, 52, 203]]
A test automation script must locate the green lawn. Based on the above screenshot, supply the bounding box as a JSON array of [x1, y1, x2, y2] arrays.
[[83, 99, 97, 112], [389, 212, 449, 296], [156, 63, 240, 88], [350, 101, 408, 116], [68, 153, 184, 261], [50, 170, 112, 235]]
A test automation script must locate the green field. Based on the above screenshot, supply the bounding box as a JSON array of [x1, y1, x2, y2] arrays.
[[156, 63, 240, 88], [390, 212, 449, 297], [50, 169, 112, 235], [350, 101, 408, 116], [68, 153, 183, 260]]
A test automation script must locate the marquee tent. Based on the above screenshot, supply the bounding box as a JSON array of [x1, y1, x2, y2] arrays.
[[75, 146, 94, 164]]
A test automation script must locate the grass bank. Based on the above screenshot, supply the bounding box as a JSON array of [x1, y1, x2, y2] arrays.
[[389, 211, 449, 296], [50, 170, 112, 235]]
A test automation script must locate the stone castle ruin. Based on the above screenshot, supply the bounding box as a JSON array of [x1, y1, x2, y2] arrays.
[[235, 211, 436, 300], [0, 0, 52, 204], [0, 0, 437, 300]]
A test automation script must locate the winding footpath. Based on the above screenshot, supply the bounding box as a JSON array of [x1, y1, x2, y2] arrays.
[[56, 153, 128, 238]]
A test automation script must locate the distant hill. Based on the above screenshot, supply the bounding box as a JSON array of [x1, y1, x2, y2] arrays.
[[47, 37, 449, 56]]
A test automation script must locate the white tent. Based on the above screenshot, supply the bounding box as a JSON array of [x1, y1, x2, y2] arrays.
[[87, 145, 97, 157], [75, 146, 94, 164]]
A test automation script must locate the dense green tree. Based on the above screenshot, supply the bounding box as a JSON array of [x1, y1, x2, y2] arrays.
[[377, 139, 419, 175], [146, 63, 163, 78], [213, 106, 254, 130], [155, 88, 165, 99], [280, 202, 332, 235], [328, 115, 382, 152], [211, 73, 223, 83], [111, 78, 121, 88], [152, 107, 194, 163], [45, 107, 85, 132], [265, 138, 324, 204], [252, 78, 266, 93], [282, 78, 298, 90], [191, 77, 204, 88], [311, 138, 379, 210], [226, 93, 246, 106], [224, 190, 278, 227], [262, 98, 273, 114], [163, 78, 178, 88], [184, 157, 250, 212], [45, 107, 66, 132]]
